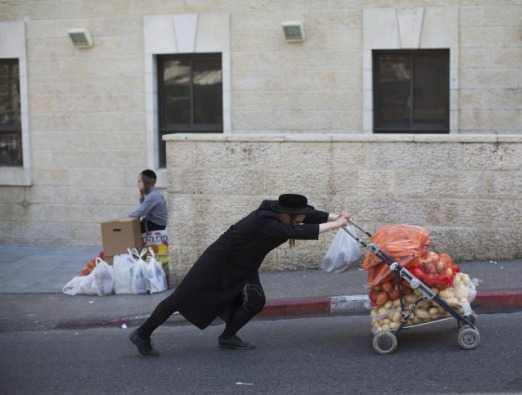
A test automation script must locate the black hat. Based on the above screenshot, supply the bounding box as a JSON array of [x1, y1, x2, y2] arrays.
[[271, 194, 314, 214]]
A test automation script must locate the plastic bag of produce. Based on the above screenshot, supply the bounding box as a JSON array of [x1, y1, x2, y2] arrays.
[[92, 258, 114, 296], [440, 273, 478, 310], [63, 258, 113, 296], [130, 257, 148, 295], [321, 227, 363, 273], [113, 253, 136, 294], [369, 278, 413, 307], [363, 224, 431, 286], [63, 273, 97, 296], [371, 299, 403, 334], [127, 248, 167, 294], [143, 229, 170, 283], [144, 248, 168, 294]]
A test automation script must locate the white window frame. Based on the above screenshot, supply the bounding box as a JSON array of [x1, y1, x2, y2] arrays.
[[0, 20, 31, 186], [143, 14, 231, 187]]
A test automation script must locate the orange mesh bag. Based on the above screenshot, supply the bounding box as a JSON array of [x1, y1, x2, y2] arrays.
[[410, 252, 460, 289], [363, 224, 431, 288]]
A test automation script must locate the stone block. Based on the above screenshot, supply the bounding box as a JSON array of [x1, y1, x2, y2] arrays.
[[365, 142, 461, 171], [67, 168, 126, 187], [0, 203, 26, 221], [143, 15, 175, 54], [0, 187, 26, 203], [196, 13, 230, 52], [460, 5, 522, 27], [420, 6, 458, 48], [0, 21, 25, 58], [460, 69, 522, 89], [33, 169, 70, 186], [461, 27, 522, 48], [460, 110, 522, 132], [363, 8, 399, 49], [397, 7, 424, 48]]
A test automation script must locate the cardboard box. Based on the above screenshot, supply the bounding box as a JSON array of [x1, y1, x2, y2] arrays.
[[101, 218, 144, 257]]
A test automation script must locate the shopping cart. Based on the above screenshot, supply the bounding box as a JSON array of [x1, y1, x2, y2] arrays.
[[342, 222, 480, 354]]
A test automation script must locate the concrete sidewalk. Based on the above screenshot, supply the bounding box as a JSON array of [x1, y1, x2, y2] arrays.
[[0, 244, 520, 294], [0, 245, 101, 293], [0, 244, 521, 332]]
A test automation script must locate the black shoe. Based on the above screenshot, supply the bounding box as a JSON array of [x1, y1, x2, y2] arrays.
[[130, 330, 159, 356], [218, 335, 256, 350]]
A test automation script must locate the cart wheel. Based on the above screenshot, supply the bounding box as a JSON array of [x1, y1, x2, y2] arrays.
[[457, 326, 480, 350], [372, 332, 398, 355], [458, 314, 477, 328]]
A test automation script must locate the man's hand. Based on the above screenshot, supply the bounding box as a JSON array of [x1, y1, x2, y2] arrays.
[[339, 211, 350, 222], [329, 211, 350, 223], [319, 215, 349, 233], [334, 215, 349, 229]]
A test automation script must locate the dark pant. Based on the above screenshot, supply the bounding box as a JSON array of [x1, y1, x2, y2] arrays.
[[137, 283, 266, 339], [140, 220, 166, 233]]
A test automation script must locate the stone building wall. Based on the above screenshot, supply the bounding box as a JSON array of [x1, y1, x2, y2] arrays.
[[166, 133, 522, 279], [0, 1, 520, 269]]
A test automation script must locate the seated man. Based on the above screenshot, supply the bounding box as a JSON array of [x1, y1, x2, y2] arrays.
[[130, 169, 168, 233]]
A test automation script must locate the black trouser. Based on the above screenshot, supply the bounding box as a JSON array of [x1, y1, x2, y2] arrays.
[[140, 220, 166, 233], [137, 283, 266, 339]]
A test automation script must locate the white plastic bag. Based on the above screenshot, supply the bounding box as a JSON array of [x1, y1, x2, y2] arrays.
[[93, 258, 114, 296], [113, 253, 135, 294], [321, 227, 363, 273], [63, 257, 114, 296], [63, 274, 97, 296], [468, 279, 479, 303], [131, 256, 148, 295], [144, 248, 168, 294]]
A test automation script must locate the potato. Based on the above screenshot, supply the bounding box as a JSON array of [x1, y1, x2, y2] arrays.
[[456, 273, 470, 286], [405, 294, 417, 304], [391, 312, 401, 322], [416, 309, 430, 320], [376, 292, 389, 306], [384, 301, 393, 310], [382, 281, 394, 293], [389, 322, 399, 330], [455, 287, 468, 300], [381, 324, 390, 332], [436, 260, 447, 273], [447, 297, 459, 306], [429, 307, 439, 317], [440, 289, 454, 300], [392, 299, 401, 308]]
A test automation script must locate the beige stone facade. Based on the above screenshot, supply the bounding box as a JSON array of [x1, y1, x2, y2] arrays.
[[0, 1, 521, 275], [166, 134, 522, 278]]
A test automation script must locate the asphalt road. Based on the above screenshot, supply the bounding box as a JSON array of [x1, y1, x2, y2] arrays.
[[1, 313, 521, 395]]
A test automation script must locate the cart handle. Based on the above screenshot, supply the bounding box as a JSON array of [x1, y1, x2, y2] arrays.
[[347, 220, 373, 238]]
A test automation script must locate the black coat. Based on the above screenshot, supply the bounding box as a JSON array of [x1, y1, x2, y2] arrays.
[[172, 200, 329, 329]]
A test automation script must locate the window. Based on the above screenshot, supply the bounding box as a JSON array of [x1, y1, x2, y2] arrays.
[[157, 53, 223, 167], [373, 50, 449, 133], [0, 59, 22, 166]]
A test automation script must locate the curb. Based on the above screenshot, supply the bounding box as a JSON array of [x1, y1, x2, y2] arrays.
[[472, 289, 522, 314], [55, 289, 522, 330]]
